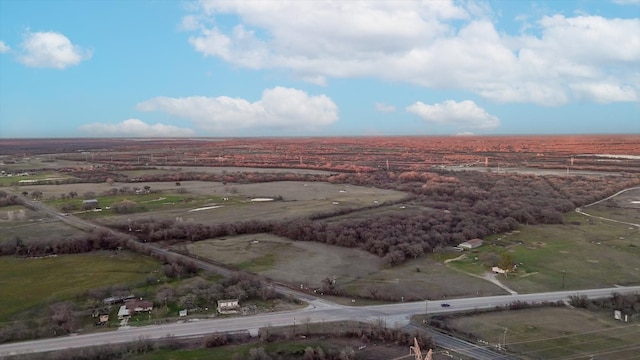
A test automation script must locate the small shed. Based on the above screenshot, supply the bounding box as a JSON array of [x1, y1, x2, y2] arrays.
[[217, 299, 240, 314], [82, 199, 99, 209], [458, 238, 484, 250]]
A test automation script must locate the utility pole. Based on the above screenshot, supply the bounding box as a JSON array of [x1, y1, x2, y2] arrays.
[[502, 327, 508, 349], [424, 299, 429, 325]]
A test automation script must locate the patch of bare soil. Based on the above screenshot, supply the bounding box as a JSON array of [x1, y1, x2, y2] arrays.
[[186, 234, 382, 288]]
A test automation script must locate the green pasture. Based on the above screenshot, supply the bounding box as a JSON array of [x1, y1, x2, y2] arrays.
[[44, 192, 240, 217], [0, 172, 75, 187], [0, 214, 85, 243], [448, 211, 640, 293], [0, 251, 161, 322], [443, 307, 640, 360]]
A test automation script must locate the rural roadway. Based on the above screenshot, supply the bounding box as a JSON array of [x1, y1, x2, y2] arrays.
[[1, 287, 640, 358], [3, 189, 640, 359]]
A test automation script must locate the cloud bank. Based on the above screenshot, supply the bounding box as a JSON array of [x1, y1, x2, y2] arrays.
[[18, 31, 91, 69], [79, 119, 194, 137], [184, 0, 639, 105], [137, 86, 338, 132], [406, 100, 500, 130]]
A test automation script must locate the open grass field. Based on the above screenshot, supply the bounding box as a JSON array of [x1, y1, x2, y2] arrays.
[[184, 234, 382, 288], [582, 188, 640, 225], [0, 205, 85, 243], [88, 180, 409, 225], [185, 234, 507, 300], [447, 211, 640, 293], [445, 307, 640, 360], [19, 180, 407, 223], [0, 172, 77, 187], [0, 251, 161, 322]]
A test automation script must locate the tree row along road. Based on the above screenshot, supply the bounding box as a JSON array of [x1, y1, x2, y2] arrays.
[[3, 189, 640, 359]]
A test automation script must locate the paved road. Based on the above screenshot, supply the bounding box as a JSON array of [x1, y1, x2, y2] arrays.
[[1, 286, 638, 357]]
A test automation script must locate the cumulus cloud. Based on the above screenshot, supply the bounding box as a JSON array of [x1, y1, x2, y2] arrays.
[[0, 41, 10, 53], [374, 102, 396, 112], [79, 119, 195, 137], [136, 86, 338, 132], [18, 31, 91, 69], [406, 100, 500, 130], [184, 1, 640, 105]]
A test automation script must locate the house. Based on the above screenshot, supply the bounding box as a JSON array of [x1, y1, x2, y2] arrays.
[[457, 238, 484, 250], [217, 299, 240, 314], [118, 298, 153, 320], [125, 298, 153, 313]]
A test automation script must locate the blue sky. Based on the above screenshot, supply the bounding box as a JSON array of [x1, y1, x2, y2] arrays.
[[0, 0, 638, 138]]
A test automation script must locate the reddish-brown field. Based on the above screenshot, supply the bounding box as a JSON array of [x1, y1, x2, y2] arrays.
[[2, 135, 639, 174]]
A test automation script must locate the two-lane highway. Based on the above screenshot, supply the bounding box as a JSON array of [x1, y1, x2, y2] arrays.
[[1, 286, 638, 357]]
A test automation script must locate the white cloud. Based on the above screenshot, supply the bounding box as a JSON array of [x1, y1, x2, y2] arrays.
[[406, 100, 500, 130], [374, 102, 396, 113], [136, 87, 338, 132], [18, 31, 91, 69], [0, 40, 10, 53], [184, 1, 640, 105], [612, 0, 640, 4], [79, 119, 194, 137]]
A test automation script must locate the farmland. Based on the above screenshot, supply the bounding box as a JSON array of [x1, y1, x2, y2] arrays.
[[442, 307, 640, 360], [1, 135, 640, 357], [0, 251, 161, 322]]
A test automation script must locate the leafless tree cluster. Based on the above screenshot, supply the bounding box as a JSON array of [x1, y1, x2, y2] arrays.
[[1, 229, 128, 257], [0, 190, 22, 207]]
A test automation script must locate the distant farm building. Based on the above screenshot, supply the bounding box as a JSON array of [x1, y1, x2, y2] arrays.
[[82, 199, 99, 208], [457, 238, 484, 250], [217, 299, 240, 314]]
